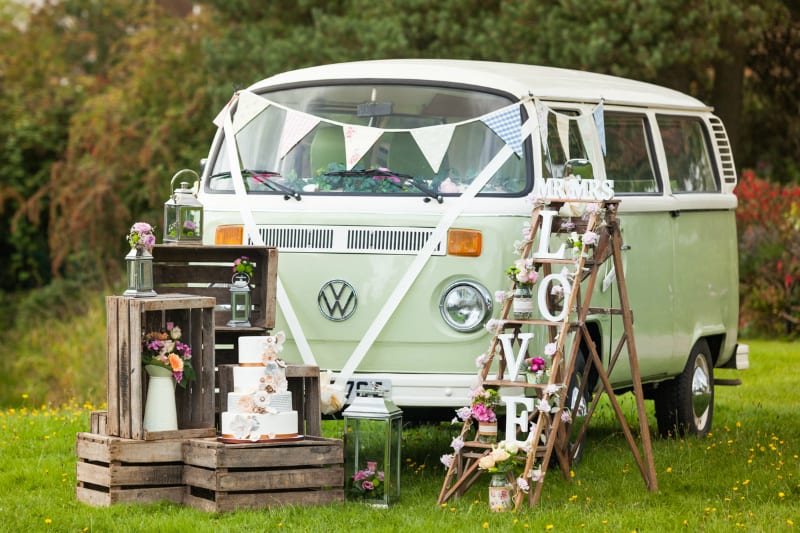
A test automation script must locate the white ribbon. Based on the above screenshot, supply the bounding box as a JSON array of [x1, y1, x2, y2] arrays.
[[221, 100, 318, 366], [333, 141, 521, 389]]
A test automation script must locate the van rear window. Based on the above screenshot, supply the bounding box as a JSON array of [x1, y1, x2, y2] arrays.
[[657, 115, 719, 193]]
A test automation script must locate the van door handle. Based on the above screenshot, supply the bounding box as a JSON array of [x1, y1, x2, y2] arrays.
[[670, 210, 681, 218]]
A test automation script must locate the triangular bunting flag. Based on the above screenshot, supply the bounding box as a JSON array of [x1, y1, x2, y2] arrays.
[[577, 113, 602, 175], [481, 106, 523, 157], [212, 93, 238, 129], [535, 100, 549, 155], [556, 114, 570, 162], [278, 110, 320, 160], [410, 124, 455, 174], [233, 91, 270, 133], [593, 101, 606, 156], [344, 125, 383, 170]]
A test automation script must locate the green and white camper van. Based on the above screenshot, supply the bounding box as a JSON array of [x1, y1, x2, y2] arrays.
[[200, 59, 747, 437]]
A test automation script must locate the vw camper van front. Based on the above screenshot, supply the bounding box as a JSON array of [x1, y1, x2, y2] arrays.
[[199, 60, 743, 435]]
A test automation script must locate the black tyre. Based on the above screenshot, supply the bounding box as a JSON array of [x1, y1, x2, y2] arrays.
[[655, 340, 714, 438]]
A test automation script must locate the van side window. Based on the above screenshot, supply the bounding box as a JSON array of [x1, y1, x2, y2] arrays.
[[657, 115, 719, 192], [604, 113, 660, 194]]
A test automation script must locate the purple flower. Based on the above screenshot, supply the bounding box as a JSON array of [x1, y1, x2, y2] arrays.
[[173, 370, 183, 384], [353, 470, 369, 482], [582, 230, 598, 246], [362, 481, 374, 491]]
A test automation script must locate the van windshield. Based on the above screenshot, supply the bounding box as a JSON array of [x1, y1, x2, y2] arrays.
[[207, 84, 528, 197]]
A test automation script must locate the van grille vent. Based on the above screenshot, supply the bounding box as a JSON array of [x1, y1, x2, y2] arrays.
[[256, 225, 445, 255], [709, 116, 737, 184]]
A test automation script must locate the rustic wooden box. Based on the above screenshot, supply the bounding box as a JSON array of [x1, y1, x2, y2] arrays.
[[217, 364, 323, 437], [75, 432, 184, 507], [106, 294, 216, 440], [151, 244, 279, 356], [182, 437, 344, 512], [90, 411, 108, 435]]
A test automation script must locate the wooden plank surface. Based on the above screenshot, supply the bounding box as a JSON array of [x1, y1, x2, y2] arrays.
[[76, 485, 184, 507], [183, 488, 344, 513], [182, 437, 343, 469], [184, 465, 343, 492]]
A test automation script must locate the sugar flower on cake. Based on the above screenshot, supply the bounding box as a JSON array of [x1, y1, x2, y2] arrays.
[[230, 414, 261, 442]]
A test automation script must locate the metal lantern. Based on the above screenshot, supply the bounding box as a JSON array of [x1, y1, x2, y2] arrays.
[[343, 383, 402, 508], [226, 272, 252, 327], [123, 247, 156, 297], [164, 169, 203, 244]]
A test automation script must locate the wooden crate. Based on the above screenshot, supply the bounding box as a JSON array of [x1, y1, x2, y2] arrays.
[[151, 244, 278, 346], [75, 432, 184, 507], [182, 437, 344, 512], [90, 411, 108, 435], [217, 364, 322, 437], [106, 294, 216, 440]]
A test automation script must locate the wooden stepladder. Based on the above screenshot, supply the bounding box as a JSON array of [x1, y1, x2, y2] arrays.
[[437, 198, 658, 511]]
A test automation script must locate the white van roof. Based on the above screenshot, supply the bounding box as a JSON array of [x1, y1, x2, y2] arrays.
[[248, 59, 711, 112]]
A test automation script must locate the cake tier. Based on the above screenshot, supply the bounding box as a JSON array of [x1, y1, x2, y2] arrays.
[[233, 365, 288, 394], [227, 391, 292, 413], [238, 335, 283, 365], [220, 411, 299, 441]]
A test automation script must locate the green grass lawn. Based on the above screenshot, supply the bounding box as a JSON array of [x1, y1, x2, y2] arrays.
[[1, 339, 798, 532]]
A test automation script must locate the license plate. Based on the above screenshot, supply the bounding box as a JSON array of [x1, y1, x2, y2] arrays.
[[345, 378, 392, 403]]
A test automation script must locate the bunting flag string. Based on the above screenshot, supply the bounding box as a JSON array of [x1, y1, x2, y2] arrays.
[[481, 105, 524, 158], [277, 109, 320, 160], [410, 124, 455, 174], [593, 101, 606, 156], [233, 90, 271, 133], [217, 90, 531, 173], [533, 97, 607, 176], [343, 124, 384, 170]]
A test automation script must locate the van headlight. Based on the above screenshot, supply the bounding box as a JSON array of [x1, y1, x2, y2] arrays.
[[439, 281, 493, 332]]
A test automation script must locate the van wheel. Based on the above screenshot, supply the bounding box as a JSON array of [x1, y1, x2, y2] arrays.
[[654, 340, 714, 438]]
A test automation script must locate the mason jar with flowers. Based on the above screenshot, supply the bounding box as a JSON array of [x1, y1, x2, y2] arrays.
[[478, 440, 520, 512], [141, 322, 196, 431], [469, 387, 501, 443], [506, 258, 538, 319]]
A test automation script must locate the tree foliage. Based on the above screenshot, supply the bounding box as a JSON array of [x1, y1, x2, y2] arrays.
[[0, 0, 797, 305]]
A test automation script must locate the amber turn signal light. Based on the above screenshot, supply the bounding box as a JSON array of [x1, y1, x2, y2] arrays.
[[447, 229, 482, 257], [215, 224, 244, 245]]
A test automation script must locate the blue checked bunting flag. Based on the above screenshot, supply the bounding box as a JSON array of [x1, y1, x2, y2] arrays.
[[481, 106, 523, 158]]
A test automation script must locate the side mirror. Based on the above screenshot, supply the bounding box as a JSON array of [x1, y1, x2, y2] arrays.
[[564, 158, 593, 180]]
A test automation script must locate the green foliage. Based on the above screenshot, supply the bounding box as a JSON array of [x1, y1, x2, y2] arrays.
[[0, 0, 798, 293], [736, 169, 800, 337]]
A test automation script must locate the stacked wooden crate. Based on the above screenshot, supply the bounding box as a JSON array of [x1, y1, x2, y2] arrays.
[[75, 433, 185, 506], [76, 295, 216, 507], [183, 437, 344, 512]]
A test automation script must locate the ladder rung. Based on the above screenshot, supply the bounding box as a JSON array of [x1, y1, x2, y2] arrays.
[[503, 319, 579, 327]]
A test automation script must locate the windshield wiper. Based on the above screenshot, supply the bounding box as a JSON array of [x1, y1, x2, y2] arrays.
[[323, 168, 443, 204], [210, 169, 301, 201]]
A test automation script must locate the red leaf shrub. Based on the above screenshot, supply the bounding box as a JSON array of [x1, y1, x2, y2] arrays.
[[736, 170, 800, 336]]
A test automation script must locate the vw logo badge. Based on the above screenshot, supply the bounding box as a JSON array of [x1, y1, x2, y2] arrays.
[[318, 279, 357, 321]]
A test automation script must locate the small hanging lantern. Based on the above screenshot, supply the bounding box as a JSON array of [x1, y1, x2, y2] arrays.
[[163, 169, 203, 244], [227, 256, 252, 327], [343, 383, 402, 508]]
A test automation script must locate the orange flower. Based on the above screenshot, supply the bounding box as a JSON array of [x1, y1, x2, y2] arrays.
[[168, 353, 184, 372]]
